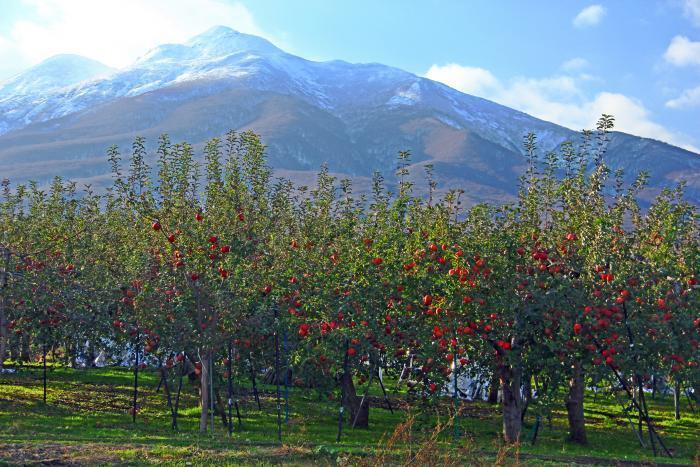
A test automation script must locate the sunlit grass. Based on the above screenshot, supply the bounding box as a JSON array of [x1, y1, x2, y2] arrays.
[[1, 365, 698, 464]]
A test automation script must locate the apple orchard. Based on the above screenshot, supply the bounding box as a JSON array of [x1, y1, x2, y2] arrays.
[[0, 117, 697, 453]]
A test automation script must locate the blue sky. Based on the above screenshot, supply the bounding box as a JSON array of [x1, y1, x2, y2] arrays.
[[0, 0, 699, 151]]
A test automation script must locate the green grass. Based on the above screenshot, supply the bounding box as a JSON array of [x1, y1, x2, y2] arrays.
[[0, 365, 698, 465]]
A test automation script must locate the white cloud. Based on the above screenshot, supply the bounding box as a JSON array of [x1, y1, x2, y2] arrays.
[[666, 85, 700, 108], [425, 64, 499, 96], [0, 34, 26, 82], [664, 35, 700, 66], [682, 0, 700, 26], [573, 5, 606, 28], [3, 0, 271, 70], [585, 92, 690, 148], [561, 57, 589, 71], [424, 63, 698, 152]]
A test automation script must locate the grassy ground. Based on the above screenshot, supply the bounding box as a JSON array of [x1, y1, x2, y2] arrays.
[[0, 365, 697, 465]]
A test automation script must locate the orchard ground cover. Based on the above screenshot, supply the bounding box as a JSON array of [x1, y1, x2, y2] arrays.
[[0, 364, 698, 465]]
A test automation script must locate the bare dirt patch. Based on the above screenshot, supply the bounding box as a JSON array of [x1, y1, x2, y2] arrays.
[[0, 443, 123, 466]]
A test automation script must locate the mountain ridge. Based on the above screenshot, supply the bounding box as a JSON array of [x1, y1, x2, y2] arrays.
[[0, 25, 697, 206]]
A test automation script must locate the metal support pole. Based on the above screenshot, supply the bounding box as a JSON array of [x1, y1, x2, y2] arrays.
[[274, 306, 282, 442], [133, 330, 139, 423], [337, 339, 349, 442]]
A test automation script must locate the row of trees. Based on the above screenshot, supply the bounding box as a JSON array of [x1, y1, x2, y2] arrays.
[[0, 116, 697, 452]]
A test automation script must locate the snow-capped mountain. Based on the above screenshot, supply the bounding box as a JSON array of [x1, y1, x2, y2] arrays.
[[0, 54, 114, 134], [0, 26, 697, 205], [0, 26, 570, 149], [0, 54, 113, 98]]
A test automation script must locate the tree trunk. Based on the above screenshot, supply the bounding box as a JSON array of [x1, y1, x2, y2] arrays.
[[340, 370, 369, 428], [199, 350, 210, 433], [488, 371, 500, 404], [0, 297, 7, 368], [693, 382, 700, 403], [262, 366, 292, 385], [0, 247, 9, 368], [86, 341, 97, 368], [521, 374, 531, 422], [10, 337, 20, 361], [20, 333, 30, 362], [62, 341, 70, 366], [566, 361, 587, 444], [499, 364, 522, 443], [673, 380, 681, 420], [214, 388, 228, 426], [68, 341, 77, 368], [132, 340, 139, 423], [159, 367, 172, 407], [172, 356, 187, 430]]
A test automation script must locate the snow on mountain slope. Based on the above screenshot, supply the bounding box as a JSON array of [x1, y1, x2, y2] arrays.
[[0, 25, 697, 206], [0, 27, 330, 135], [0, 54, 113, 98], [185, 25, 283, 57], [0, 26, 573, 152], [0, 54, 114, 134]]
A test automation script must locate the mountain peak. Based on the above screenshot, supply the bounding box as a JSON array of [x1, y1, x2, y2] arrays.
[[0, 54, 113, 97], [0, 27, 698, 206], [185, 25, 282, 57], [190, 25, 239, 39]]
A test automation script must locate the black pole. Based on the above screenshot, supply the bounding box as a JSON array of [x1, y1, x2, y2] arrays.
[[133, 330, 139, 424], [377, 367, 393, 414], [162, 366, 174, 414], [42, 342, 47, 404], [283, 328, 289, 424], [155, 360, 164, 393], [337, 339, 349, 442], [352, 362, 374, 429], [172, 355, 185, 430], [685, 389, 696, 414], [235, 400, 242, 429], [620, 302, 661, 456], [637, 380, 645, 448], [530, 415, 541, 445], [274, 305, 282, 442], [610, 379, 646, 448], [607, 362, 672, 457], [638, 376, 658, 456], [228, 347, 243, 429], [227, 341, 234, 436], [250, 360, 262, 410], [453, 352, 460, 440], [620, 302, 646, 447], [160, 366, 174, 426]]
